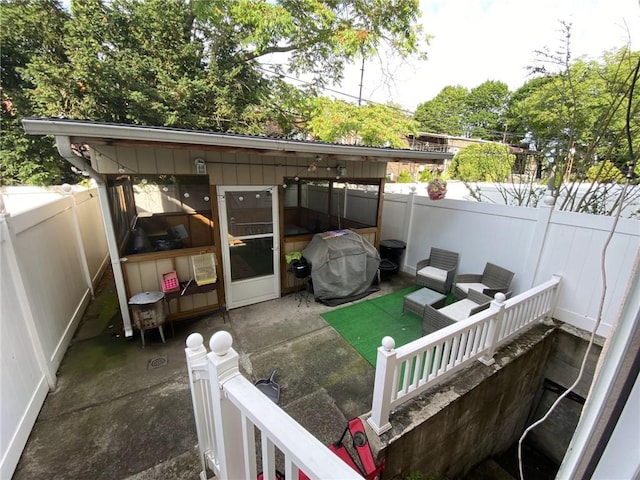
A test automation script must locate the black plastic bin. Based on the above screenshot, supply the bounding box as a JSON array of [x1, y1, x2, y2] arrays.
[[379, 239, 407, 269]]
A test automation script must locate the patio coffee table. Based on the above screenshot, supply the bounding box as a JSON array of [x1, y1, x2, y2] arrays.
[[403, 287, 447, 316]]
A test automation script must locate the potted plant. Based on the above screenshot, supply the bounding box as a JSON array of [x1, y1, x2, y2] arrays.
[[427, 178, 447, 200]]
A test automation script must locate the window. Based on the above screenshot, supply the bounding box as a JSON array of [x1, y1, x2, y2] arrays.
[[106, 174, 214, 254], [283, 177, 381, 236]]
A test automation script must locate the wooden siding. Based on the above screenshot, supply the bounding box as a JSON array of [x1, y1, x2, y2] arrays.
[[92, 146, 387, 181]]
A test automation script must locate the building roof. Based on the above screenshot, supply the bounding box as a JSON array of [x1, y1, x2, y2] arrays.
[[22, 118, 452, 163]]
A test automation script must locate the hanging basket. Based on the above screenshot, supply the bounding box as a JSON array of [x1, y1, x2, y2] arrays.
[[427, 179, 447, 200]]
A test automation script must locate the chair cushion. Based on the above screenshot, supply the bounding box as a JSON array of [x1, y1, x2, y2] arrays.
[[438, 299, 478, 321], [456, 282, 488, 294], [417, 266, 447, 282]]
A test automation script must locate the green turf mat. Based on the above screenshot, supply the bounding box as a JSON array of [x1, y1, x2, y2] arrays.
[[321, 286, 423, 366]]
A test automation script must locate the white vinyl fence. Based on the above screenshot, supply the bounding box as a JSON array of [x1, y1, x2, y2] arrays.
[[382, 193, 640, 337], [185, 331, 361, 480], [367, 276, 561, 434], [0, 187, 109, 479]]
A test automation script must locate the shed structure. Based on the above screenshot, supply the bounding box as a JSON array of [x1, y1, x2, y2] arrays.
[[22, 118, 449, 337]]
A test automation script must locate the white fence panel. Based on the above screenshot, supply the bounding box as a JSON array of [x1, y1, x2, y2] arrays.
[[0, 224, 50, 479], [11, 197, 91, 365], [382, 194, 639, 337], [532, 210, 639, 336], [0, 188, 108, 479], [75, 189, 109, 284]]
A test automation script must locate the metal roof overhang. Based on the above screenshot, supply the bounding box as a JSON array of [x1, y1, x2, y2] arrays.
[[22, 118, 451, 163]]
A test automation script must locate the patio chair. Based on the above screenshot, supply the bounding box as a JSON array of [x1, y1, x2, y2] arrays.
[[416, 247, 459, 294], [422, 289, 492, 335], [453, 262, 514, 301]]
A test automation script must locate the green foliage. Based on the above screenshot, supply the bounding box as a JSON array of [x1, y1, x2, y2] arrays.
[[507, 40, 640, 192], [397, 171, 413, 183], [418, 168, 434, 182], [449, 143, 515, 182], [414, 85, 468, 136], [413, 81, 509, 141], [304, 98, 417, 147], [0, 0, 78, 185], [587, 160, 625, 183], [465, 80, 510, 140], [1, 0, 425, 185]]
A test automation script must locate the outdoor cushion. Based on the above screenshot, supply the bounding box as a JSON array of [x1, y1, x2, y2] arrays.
[[455, 282, 488, 295], [437, 299, 479, 321], [416, 266, 447, 283]]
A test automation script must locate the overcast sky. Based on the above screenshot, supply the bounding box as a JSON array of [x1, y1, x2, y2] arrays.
[[332, 0, 640, 112]]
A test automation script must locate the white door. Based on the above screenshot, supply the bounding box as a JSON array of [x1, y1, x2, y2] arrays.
[[217, 186, 280, 309]]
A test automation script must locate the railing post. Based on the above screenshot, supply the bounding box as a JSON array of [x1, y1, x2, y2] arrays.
[[185, 333, 216, 480], [367, 336, 397, 435], [207, 331, 246, 480], [478, 293, 507, 366], [544, 274, 563, 325]]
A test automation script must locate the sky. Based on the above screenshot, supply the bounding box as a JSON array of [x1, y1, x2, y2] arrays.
[[330, 0, 640, 113]]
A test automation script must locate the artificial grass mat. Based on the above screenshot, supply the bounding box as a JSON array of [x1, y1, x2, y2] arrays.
[[321, 286, 423, 366]]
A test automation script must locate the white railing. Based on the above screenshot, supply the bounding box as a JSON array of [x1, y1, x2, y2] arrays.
[[367, 275, 562, 435], [185, 331, 362, 480]]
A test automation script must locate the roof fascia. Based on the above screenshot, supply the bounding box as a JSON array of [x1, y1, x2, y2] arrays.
[[22, 118, 451, 163]]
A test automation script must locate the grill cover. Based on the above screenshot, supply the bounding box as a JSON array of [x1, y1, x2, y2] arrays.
[[302, 230, 380, 303]]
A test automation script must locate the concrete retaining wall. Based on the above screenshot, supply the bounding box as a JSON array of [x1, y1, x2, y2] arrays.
[[527, 326, 603, 465], [371, 324, 602, 479], [371, 323, 558, 479]]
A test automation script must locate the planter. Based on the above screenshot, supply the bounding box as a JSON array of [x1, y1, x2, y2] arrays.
[[427, 179, 447, 200]]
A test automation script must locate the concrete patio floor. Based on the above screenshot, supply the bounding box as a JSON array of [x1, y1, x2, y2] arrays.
[[12, 269, 415, 479]]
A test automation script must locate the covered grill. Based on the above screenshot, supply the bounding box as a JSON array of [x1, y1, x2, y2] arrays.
[[302, 230, 380, 305]]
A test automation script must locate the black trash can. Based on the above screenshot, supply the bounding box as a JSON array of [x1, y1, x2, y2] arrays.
[[379, 239, 407, 270]]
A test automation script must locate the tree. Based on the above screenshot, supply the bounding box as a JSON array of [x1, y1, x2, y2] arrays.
[[414, 85, 468, 135], [3, 0, 427, 185], [303, 98, 418, 148], [448, 143, 514, 182], [191, 0, 426, 89], [507, 27, 640, 215], [465, 80, 510, 140], [1, 0, 76, 185]]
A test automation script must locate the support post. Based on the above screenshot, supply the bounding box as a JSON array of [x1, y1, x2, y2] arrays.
[[207, 331, 246, 480], [479, 293, 507, 366], [186, 333, 217, 480], [368, 336, 397, 435]]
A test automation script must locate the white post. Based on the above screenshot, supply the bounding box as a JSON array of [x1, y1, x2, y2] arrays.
[[478, 293, 507, 366], [401, 189, 416, 271], [207, 331, 246, 480], [367, 336, 397, 435], [545, 274, 563, 325], [523, 194, 555, 288], [185, 333, 217, 480], [62, 185, 94, 298]]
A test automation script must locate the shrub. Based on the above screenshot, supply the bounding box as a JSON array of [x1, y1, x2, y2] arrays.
[[397, 171, 413, 183], [587, 160, 625, 183]]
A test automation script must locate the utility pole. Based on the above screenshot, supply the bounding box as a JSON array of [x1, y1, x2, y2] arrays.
[[358, 56, 365, 106]]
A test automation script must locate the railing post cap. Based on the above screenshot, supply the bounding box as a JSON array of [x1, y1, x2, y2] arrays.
[[61, 183, 73, 193], [493, 292, 506, 303], [210, 330, 233, 356], [381, 336, 395, 351], [186, 332, 204, 350]]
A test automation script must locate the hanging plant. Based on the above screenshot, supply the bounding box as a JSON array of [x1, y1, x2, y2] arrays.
[[427, 178, 447, 200]]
